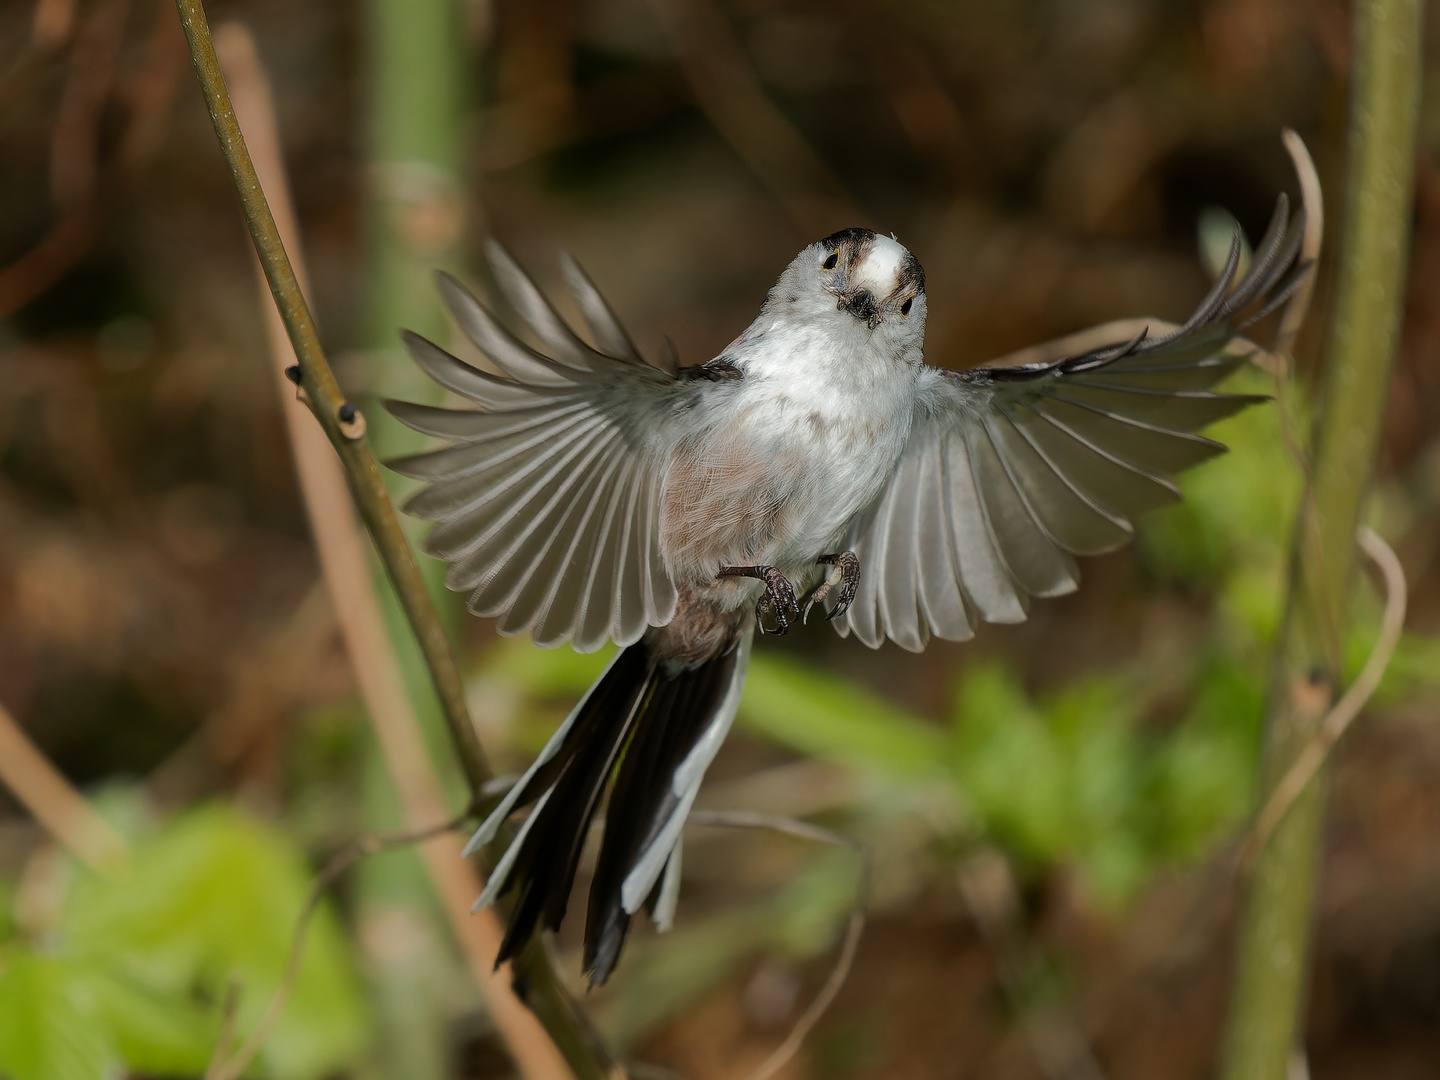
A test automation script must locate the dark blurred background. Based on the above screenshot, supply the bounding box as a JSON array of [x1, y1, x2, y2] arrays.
[[2, 0, 1440, 1078]]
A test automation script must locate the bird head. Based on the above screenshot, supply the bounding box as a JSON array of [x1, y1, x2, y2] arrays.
[[765, 228, 927, 363]]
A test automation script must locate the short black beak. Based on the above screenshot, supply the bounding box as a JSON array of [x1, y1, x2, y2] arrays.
[[838, 289, 880, 329]]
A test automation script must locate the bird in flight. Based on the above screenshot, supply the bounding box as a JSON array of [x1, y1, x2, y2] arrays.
[[386, 200, 1305, 986]]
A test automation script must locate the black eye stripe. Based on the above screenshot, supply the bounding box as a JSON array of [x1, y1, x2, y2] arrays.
[[823, 251, 839, 270]]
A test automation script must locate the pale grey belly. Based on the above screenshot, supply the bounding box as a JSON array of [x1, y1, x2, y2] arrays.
[[658, 411, 906, 604]]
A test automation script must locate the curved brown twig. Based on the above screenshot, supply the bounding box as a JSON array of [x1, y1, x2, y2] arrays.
[[682, 809, 870, 1080], [203, 818, 466, 1080], [1237, 525, 1407, 873]]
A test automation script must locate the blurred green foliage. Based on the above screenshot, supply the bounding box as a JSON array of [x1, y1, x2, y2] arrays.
[[0, 805, 366, 1080]]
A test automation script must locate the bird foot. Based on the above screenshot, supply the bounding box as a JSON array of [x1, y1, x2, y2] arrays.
[[803, 551, 860, 623], [718, 564, 799, 635]]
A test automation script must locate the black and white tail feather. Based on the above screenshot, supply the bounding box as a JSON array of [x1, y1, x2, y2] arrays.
[[463, 630, 751, 984]]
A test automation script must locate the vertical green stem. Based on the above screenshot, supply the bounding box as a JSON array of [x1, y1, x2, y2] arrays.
[[359, 0, 469, 810], [365, 0, 466, 462], [173, 2, 618, 1076], [1220, 2, 1422, 1078], [357, 5, 470, 1079]]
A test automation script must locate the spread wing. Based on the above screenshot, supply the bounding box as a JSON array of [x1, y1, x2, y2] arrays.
[[386, 241, 679, 653], [836, 196, 1308, 652]]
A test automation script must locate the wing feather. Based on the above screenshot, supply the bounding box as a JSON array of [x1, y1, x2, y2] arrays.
[[388, 257, 680, 651], [453, 432, 620, 602], [841, 195, 1306, 649], [984, 411, 1132, 555], [967, 421, 1081, 596], [560, 253, 649, 366], [483, 241, 634, 374], [438, 272, 581, 385], [913, 444, 972, 642], [878, 449, 926, 651], [944, 433, 1028, 623]]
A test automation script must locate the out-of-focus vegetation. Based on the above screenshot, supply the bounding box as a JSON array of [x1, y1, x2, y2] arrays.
[[4, 0, 1440, 1077], [0, 803, 365, 1080]]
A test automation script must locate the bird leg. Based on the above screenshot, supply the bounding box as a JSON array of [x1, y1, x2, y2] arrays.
[[717, 564, 800, 635], [803, 551, 861, 623]]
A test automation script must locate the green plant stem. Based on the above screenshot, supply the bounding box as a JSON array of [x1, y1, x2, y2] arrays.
[[365, 0, 466, 460], [173, 0, 488, 800], [1220, 2, 1422, 1078], [173, 4, 619, 1077], [356, 4, 471, 1079]]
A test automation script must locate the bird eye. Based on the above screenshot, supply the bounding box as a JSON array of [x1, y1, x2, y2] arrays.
[[900, 296, 914, 316], [823, 251, 839, 270]]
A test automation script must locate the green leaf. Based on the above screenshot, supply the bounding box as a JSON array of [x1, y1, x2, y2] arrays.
[[73, 961, 215, 1076], [950, 663, 1073, 859], [64, 805, 367, 1080], [741, 654, 948, 778], [0, 950, 116, 1080]]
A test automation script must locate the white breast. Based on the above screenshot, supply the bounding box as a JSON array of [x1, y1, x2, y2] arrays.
[[662, 313, 918, 586]]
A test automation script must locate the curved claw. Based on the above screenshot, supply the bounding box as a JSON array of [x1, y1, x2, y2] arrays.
[[719, 564, 799, 635], [805, 551, 860, 623]]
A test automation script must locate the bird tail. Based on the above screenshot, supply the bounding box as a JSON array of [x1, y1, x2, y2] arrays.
[[465, 628, 752, 985]]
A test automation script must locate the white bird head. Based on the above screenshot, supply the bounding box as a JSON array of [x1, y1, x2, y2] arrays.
[[763, 227, 928, 364]]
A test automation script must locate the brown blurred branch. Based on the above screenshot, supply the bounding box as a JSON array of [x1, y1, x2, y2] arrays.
[[0, 0, 184, 318], [0, 697, 128, 871], [642, 0, 862, 236], [31, 0, 77, 49], [50, 0, 133, 207], [0, 0, 72, 121], [148, 578, 339, 805], [0, 0, 131, 316], [212, 21, 592, 1080]]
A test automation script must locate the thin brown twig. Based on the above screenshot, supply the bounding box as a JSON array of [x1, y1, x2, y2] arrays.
[[204, 817, 467, 1080], [684, 809, 870, 1080], [0, 696, 128, 872], [173, 0, 490, 804], [1275, 130, 1326, 360], [1238, 525, 1407, 872], [1262, 130, 1327, 483], [203, 978, 243, 1080], [212, 22, 586, 1080]]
